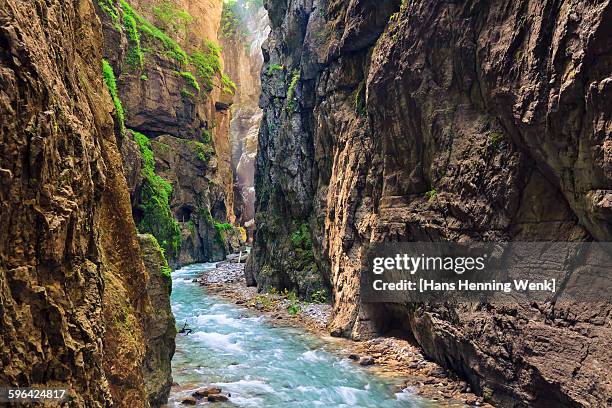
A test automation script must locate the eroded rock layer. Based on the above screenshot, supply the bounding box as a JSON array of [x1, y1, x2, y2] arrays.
[[253, 0, 612, 406]]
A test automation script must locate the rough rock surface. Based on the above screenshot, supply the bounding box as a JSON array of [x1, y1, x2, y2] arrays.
[[97, 0, 239, 266], [0, 0, 171, 406], [253, 0, 612, 406], [221, 5, 269, 232], [138, 234, 176, 407]]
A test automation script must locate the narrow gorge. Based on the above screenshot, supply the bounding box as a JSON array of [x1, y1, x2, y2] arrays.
[[0, 0, 610, 407]]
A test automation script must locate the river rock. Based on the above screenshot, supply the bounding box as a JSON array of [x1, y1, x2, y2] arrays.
[[348, 354, 360, 361], [208, 394, 229, 402], [359, 356, 375, 366], [181, 396, 197, 405]]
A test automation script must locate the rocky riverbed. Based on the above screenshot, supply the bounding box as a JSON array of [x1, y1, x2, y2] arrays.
[[197, 261, 494, 407]]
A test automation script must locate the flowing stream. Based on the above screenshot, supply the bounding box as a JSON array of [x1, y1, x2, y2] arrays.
[[168, 263, 438, 407]]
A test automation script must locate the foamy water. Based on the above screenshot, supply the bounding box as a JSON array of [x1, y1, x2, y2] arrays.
[[168, 263, 438, 407]]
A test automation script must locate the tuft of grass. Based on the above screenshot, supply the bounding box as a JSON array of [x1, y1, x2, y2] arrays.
[[97, 0, 121, 26], [190, 40, 222, 91], [102, 59, 126, 135], [145, 233, 173, 279], [191, 141, 214, 164], [489, 131, 503, 149], [179, 71, 200, 92], [213, 221, 234, 245], [266, 63, 284, 76], [353, 81, 366, 116], [425, 188, 437, 202], [286, 69, 300, 112], [221, 73, 237, 95]]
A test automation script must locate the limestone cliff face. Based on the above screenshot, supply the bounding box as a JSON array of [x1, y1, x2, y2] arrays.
[[221, 3, 269, 231], [0, 0, 174, 406], [253, 0, 612, 406], [97, 0, 241, 265]]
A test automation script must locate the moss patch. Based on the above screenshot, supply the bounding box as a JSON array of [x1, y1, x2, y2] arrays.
[[102, 59, 126, 135], [133, 130, 181, 258]]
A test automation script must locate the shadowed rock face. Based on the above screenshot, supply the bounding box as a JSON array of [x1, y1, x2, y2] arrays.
[[253, 0, 611, 406], [138, 234, 176, 407], [0, 0, 172, 406]]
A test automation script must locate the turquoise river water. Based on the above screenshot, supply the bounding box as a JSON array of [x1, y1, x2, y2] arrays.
[[167, 263, 438, 407]]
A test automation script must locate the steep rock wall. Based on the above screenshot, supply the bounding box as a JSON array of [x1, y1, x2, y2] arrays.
[[97, 0, 240, 266], [0, 0, 174, 406], [253, 0, 611, 406], [138, 234, 176, 407], [221, 3, 269, 231]]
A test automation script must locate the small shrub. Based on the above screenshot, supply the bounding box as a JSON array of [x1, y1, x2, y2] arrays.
[[310, 289, 328, 304], [192, 141, 214, 164], [291, 223, 312, 249], [287, 303, 301, 315], [200, 129, 212, 144]]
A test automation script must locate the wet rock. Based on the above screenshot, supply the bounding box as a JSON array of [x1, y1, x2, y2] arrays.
[[348, 354, 360, 361], [207, 394, 229, 402], [207, 386, 222, 395], [359, 356, 375, 366], [192, 387, 210, 398], [181, 396, 197, 405]]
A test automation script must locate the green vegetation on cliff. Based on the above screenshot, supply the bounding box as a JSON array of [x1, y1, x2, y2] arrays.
[[133, 130, 181, 258], [123, 10, 144, 69], [152, 1, 193, 36], [99, 1, 237, 98], [190, 40, 223, 92], [286, 69, 300, 112], [102, 59, 126, 135], [119, 0, 188, 64], [144, 234, 173, 279]]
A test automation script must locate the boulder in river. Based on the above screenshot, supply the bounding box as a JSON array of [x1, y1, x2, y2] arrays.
[[180, 396, 197, 405], [192, 386, 222, 398], [359, 356, 375, 366], [208, 393, 229, 402]]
